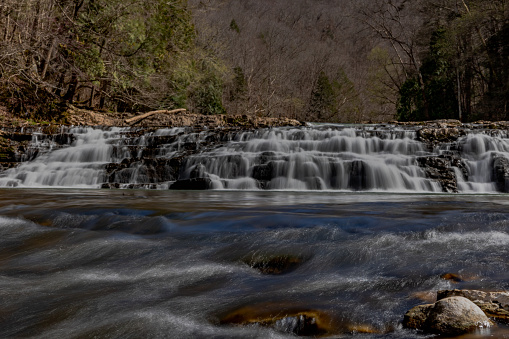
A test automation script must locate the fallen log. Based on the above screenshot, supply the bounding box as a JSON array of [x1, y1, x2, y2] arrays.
[[125, 108, 186, 125]]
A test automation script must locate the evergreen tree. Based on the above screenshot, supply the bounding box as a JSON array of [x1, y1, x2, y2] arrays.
[[308, 71, 337, 121]]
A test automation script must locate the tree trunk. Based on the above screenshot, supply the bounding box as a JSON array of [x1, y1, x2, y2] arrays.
[[64, 73, 78, 102], [41, 38, 56, 80], [125, 109, 187, 125]]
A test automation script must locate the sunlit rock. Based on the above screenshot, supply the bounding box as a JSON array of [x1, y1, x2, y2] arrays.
[[438, 289, 509, 323], [403, 296, 492, 335]]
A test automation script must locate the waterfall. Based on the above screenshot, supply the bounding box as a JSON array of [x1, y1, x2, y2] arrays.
[[1, 124, 509, 192], [0, 127, 126, 188]]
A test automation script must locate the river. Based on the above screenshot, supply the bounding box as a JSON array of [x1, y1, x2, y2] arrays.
[[1, 189, 509, 338]]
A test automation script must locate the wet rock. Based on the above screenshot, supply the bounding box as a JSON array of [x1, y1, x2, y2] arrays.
[[272, 314, 319, 336], [101, 183, 120, 189], [403, 296, 492, 335], [169, 178, 212, 190], [441, 273, 464, 283], [349, 160, 367, 190], [219, 305, 331, 336], [251, 162, 274, 182], [106, 157, 182, 184], [417, 156, 459, 192], [403, 304, 433, 330], [437, 289, 509, 323], [190, 163, 207, 179], [346, 324, 382, 334], [493, 156, 509, 192], [243, 254, 304, 275]]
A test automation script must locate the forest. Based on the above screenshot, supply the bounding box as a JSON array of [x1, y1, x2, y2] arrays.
[[0, 0, 507, 123]]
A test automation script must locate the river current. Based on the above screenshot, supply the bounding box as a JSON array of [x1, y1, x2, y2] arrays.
[[1, 189, 509, 338]]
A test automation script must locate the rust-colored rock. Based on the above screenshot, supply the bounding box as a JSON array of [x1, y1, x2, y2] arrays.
[[219, 304, 333, 336]]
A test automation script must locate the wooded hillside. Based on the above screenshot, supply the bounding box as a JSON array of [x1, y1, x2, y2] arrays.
[[0, 0, 507, 122]]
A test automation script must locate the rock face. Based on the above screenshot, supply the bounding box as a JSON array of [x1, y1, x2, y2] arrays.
[[403, 296, 492, 335], [438, 289, 509, 323]]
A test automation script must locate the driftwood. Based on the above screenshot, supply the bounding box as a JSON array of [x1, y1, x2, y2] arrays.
[[125, 108, 186, 125]]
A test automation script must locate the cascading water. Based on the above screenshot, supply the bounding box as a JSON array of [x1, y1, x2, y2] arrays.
[[0, 127, 127, 187], [2, 124, 509, 192], [181, 127, 440, 191]]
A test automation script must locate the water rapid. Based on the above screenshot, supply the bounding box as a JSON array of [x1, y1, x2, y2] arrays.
[[2, 190, 509, 338]]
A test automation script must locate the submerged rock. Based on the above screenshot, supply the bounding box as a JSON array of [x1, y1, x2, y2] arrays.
[[403, 296, 492, 335], [272, 314, 319, 336], [243, 254, 305, 275], [219, 305, 331, 336], [219, 303, 386, 336]]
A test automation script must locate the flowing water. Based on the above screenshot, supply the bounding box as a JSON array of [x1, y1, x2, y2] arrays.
[[1, 190, 509, 338], [2, 125, 509, 338]]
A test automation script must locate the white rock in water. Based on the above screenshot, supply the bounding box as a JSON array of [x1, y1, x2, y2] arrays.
[[404, 296, 492, 335]]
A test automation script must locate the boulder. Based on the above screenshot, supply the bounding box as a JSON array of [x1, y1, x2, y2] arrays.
[[438, 289, 509, 323], [403, 296, 492, 335]]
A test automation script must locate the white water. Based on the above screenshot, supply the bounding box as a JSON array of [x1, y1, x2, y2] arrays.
[[0, 127, 127, 188], [2, 125, 509, 192]]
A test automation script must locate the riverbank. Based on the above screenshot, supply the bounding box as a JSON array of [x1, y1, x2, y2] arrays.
[[0, 103, 305, 129]]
